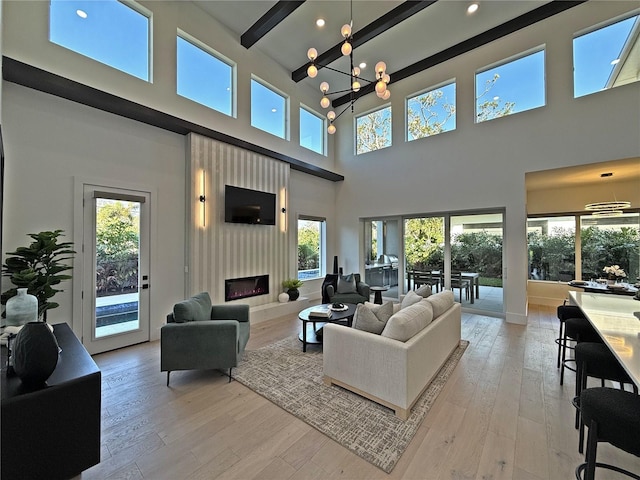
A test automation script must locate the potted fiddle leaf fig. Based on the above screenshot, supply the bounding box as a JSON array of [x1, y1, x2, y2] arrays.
[[1, 230, 75, 322], [282, 278, 303, 301]]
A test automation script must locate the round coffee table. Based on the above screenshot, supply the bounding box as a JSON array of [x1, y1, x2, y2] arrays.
[[298, 303, 356, 352]]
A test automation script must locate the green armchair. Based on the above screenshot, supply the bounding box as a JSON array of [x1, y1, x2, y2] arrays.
[[321, 273, 370, 304], [161, 292, 250, 386]]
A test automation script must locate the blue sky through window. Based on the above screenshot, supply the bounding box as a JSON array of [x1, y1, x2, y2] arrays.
[[573, 15, 639, 98], [407, 82, 456, 140], [50, 0, 149, 81], [476, 49, 545, 121], [251, 79, 287, 139], [177, 36, 233, 116], [356, 106, 392, 155], [299, 107, 324, 154]]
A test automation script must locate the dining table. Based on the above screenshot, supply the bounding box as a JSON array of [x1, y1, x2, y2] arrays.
[[407, 270, 480, 303], [569, 290, 640, 388], [568, 280, 638, 296]]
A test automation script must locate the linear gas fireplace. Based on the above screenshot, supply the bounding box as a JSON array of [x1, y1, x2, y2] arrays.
[[225, 274, 269, 302]]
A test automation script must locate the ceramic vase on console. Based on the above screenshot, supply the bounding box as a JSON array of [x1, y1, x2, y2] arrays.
[[12, 322, 59, 385], [5, 288, 38, 326], [287, 288, 300, 301]]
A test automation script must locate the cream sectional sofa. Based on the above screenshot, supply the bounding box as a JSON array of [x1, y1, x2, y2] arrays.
[[323, 290, 462, 420]]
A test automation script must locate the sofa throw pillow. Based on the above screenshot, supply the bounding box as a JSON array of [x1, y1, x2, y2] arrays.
[[425, 290, 455, 318], [400, 290, 423, 309], [353, 301, 393, 334], [337, 274, 358, 294], [173, 292, 212, 323], [381, 301, 433, 342], [415, 284, 433, 298]]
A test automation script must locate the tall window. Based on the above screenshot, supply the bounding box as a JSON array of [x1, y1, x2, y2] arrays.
[[177, 33, 234, 116], [581, 212, 639, 282], [299, 106, 325, 155], [528, 213, 640, 283], [573, 14, 640, 98], [297, 217, 325, 281], [49, 0, 150, 81], [407, 81, 456, 141], [251, 78, 287, 139], [475, 48, 545, 123], [527, 216, 576, 281], [356, 106, 392, 155]]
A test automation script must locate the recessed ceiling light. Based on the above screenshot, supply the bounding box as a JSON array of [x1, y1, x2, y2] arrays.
[[359, 62, 367, 69], [610, 58, 620, 65], [467, 3, 479, 14], [76, 9, 88, 19], [316, 18, 325, 27]]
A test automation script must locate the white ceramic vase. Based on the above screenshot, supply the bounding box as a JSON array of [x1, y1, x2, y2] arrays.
[[278, 292, 290, 303], [6, 288, 38, 326]]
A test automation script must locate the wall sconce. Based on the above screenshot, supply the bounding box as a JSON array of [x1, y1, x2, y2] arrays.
[[199, 169, 206, 228], [279, 187, 287, 233]]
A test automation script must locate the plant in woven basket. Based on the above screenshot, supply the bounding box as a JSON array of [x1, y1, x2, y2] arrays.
[[1, 230, 75, 322]]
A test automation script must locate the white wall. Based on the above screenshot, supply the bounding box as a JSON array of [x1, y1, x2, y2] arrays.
[[2, 82, 186, 339], [2, 0, 334, 169], [1, 0, 338, 337], [333, 1, 640, 324], [527, 178, 640, 215]]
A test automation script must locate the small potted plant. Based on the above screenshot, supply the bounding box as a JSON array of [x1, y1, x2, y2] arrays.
[[282, 278, 303, 301]]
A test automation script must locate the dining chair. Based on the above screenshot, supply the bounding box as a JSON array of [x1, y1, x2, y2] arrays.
[[449, 270, 470, 303]]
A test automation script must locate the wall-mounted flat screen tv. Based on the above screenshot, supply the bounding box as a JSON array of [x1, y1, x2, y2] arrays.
[[225, 185, 276, 225]]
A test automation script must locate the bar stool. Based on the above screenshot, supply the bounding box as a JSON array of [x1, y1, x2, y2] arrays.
[[556, 305, 585, 368], [560, 315, 602, 386], [573, 342, 638, 453], [575, 387, 640, 480]]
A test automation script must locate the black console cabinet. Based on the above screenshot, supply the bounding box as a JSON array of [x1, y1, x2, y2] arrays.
[[1, 323, 101, 480]]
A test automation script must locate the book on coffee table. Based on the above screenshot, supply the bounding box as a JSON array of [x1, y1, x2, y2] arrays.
[[309, 306, 332, 318]]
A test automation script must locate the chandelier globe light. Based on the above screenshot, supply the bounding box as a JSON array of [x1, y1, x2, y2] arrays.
[[304, 0, 391, 134]]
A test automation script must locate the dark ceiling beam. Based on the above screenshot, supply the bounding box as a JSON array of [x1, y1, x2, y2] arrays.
[[2, 56, 344, 182], [292, 1, 438, 82], [241, 1, 306, 49], [333, 0, 588, 107]]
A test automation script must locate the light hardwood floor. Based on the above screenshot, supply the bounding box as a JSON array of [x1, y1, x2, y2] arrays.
[[77, 305, 640, 480]]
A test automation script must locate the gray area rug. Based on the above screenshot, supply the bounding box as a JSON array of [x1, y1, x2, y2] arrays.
[[233, 336, 469, 473]]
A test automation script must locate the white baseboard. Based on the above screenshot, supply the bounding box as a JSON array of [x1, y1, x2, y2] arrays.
[[527, 296, 565, 307], [506, 311, 528, 325], [250, 296, 310, 324]]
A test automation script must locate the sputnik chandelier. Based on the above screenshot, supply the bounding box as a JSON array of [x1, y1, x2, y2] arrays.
[[305, 1, 391, 134]]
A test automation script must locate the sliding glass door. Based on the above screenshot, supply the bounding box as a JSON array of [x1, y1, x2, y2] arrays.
[[400, 211, 504, 314], [449, 213, 503, 313], [363, 218, 402, 301]]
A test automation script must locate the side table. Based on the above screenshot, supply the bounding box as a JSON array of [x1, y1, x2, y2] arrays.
[[370, 285, 389, 304]]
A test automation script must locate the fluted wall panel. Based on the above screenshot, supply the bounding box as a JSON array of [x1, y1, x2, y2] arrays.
[[187, 133, 290, 306]]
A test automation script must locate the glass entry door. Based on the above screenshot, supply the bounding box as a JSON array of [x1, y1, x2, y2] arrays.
[[82, 185, 150, 354]]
